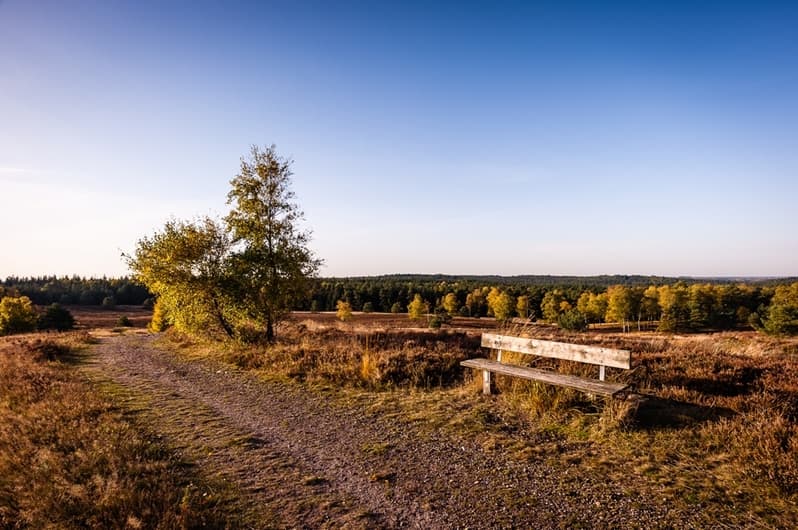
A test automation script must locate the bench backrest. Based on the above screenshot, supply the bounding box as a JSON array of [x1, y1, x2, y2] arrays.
[[482, 333, 631, 369]]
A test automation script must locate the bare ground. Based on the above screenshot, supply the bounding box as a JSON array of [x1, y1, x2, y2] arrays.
[[80, 334, 721, 529]]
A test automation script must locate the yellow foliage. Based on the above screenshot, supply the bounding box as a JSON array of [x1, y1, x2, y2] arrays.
[[336, 300, 353, 321]]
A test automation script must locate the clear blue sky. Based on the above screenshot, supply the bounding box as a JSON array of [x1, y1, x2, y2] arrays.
[[2, 0, 796, 278]]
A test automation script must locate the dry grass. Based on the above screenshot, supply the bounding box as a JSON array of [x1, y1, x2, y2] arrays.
[[171, 320, 481, 390], [0, 333, 238, 529]]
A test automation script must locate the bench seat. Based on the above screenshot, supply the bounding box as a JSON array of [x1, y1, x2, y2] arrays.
[[461, 358, 628, 397]]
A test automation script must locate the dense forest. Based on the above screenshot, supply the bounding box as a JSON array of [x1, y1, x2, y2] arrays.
[[0, 276, 151, 306]]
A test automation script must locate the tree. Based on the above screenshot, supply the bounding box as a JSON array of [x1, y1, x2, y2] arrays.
[[606, 285, 633, 332], [576, 291, 607, 324], [127, 217, 237, 337], [516, 295, 530, 319], [225, 145, 322, 341], [0, 296, 39, 335], [486, 287, 515, 322], [465, 288, 486, 317], [763, 282, 798, 335], [688, 284, 716, 330], [640, 285, 660, 324], [336, 300, 353, 321], [407, 294, 427, 320], [38, 303, 75, 331], [442, 293, 458, 316], [658, 284, 689, 332], [541, 289, 567, 323]]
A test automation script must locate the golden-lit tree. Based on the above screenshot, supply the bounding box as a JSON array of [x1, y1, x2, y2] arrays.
[[407, 294, 428, 320], [486, 287, 515, 322], [541, 289, 567, 323], [0, 296, 38, 335], [336, 300, 353, 321], [606, 285, 633, 332], [442, 292, 459, 315]]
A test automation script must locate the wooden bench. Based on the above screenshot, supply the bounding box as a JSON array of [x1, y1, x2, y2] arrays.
[[461, 333, 631, 397]]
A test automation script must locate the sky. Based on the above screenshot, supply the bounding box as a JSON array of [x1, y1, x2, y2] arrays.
[[1, 0, 797, 278]]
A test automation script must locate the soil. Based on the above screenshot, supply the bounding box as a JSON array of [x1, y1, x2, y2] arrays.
[[81, 334, 712, 529]]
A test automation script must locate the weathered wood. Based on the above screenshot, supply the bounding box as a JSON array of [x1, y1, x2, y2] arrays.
[[481, 333, 631, 369], [482, 369, 491, 395], [461, 358, 628, 397]]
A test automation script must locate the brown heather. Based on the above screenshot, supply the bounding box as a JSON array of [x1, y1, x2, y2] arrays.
[[0, 333, 238, 529]]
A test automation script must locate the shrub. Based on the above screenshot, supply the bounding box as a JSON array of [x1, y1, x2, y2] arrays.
[[336, 300, 353, 321], [362, 302, 374, 313], [38, 303, 76, 331], [0, 296, 39, 335], [390, 302, 403, 314], [117, 315, 133, 327], [101, 296, 116, 309], [557, 309, 588, 331], [141, 297, 155, 310]]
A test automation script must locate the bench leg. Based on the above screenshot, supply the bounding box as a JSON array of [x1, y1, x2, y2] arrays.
[[482, 370, 492, 395], [599, 365, 606, 382]]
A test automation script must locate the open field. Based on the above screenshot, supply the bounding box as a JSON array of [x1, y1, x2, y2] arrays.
[[2, 308, 797, 527]]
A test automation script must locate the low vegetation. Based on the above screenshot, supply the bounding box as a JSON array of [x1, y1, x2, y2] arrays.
[[0, 332, 239, 528], [160, 315, 798, 526]]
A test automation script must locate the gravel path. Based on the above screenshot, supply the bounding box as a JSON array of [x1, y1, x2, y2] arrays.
[[82, 334, 710, 529]]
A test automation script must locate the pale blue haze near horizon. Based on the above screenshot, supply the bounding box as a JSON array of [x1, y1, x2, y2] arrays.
[[1, 0, 796, 278]]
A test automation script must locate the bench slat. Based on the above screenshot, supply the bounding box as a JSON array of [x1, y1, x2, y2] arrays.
[[461, 358, 628, 397], [481, 333, 631, 369]]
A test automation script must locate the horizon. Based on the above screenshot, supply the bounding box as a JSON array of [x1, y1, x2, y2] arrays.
[[2, 1, 797, 278], [3, 271, 796, 283]]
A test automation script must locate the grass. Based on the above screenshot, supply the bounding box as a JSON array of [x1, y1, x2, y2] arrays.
[[0, 332, 241, 529], [158, 318, 798, 527]]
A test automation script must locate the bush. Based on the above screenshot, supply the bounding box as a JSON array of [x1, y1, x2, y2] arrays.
[[557, 309, 588, 331], [141, 297, 155, 310], [390, 302, 403, 314], [117, 315, 133, 327], [38, 303, 76, 331], [101, 296, 116, 309], [336, 300, 353, 321], [0, 296, 39, 335], [362, 302, 374, 313]]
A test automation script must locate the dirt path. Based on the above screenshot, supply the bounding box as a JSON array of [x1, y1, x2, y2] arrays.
[[81, 334, 706, 529]]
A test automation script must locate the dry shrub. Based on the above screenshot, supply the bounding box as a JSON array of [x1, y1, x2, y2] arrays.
[[222, 325, 481, 389], [0, 335, 234, 528]]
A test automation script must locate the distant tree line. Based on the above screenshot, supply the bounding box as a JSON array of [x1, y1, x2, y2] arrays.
[[0, 276, 151, 307], [305, 275, 798, 335], [3, 273, 797, 336]]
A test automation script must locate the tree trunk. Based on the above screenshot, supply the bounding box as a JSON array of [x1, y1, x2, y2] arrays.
[[212, 297, 234, 338]]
